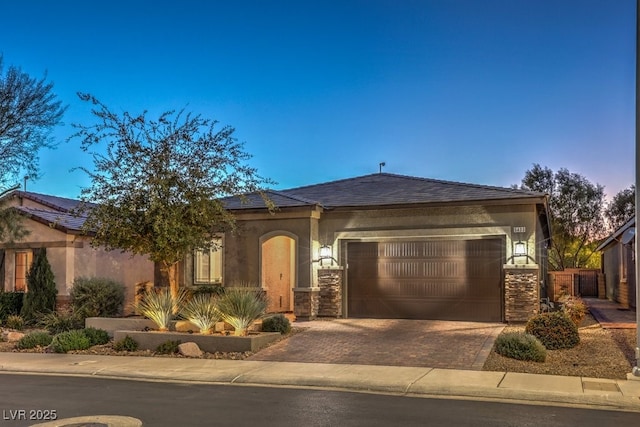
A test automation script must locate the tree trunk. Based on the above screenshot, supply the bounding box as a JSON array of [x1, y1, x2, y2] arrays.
[[160, 261, 180, 300]]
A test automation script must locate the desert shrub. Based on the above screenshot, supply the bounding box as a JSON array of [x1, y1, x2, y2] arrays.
[[559, 296, 587, 327], [135, 288, 187, 331], [0, 292, 24, 322], [261, 314, 291, 334], [38, 310, 83, 334], [50, 330, 92, 353], [5, 314, 25, 330], [16, 331, 53, 349], [180, 294, 221, 334], [20, 248, 57, 322], [70, 277, 125, 320], [83, 327, 110, 346], [155, 340, 181, 355], [494, 332, 546, 362], [113, 335, 139, 352], [525, 311, 580, 350], [216, 286, 267, 336]]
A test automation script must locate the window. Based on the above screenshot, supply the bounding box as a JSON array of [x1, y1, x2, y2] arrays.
[[15, 251, 33, 292], [194, 240, 223, 284]]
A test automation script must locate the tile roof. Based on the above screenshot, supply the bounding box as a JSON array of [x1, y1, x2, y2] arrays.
[[13, 206, 88, 233], [5, 191, 92, 233], [223, 173, 547, 210]]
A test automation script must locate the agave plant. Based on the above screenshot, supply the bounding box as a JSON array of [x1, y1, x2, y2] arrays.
[[180, 293, 221, 334], [216, 287, 267, 336], [135, 288, 187, 331]]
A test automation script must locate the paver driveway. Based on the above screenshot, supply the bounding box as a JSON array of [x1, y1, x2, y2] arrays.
[[248, 318, 505, 370]]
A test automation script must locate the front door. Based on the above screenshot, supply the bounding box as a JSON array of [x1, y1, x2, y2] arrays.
[[261, 235, 296, 313]]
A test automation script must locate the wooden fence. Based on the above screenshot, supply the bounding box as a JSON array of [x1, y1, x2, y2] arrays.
[[547, 269, 601, 301]]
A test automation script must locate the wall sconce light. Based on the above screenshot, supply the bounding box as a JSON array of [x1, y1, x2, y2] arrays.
[[315, 244, 338, 267], [514, 241, 527, 257]]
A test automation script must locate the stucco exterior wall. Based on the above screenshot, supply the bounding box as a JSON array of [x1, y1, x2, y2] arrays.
[[0, 214, 154, 313], [224, 208, 318, 288]]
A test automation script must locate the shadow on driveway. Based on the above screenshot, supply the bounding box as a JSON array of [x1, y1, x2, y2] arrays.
[[248, 318, 505, 370]]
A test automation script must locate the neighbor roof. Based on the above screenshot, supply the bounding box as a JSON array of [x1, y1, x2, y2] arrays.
[[596, 215, 635, 252], [6, 191, 92, 233], [223, 173, 547, 210]]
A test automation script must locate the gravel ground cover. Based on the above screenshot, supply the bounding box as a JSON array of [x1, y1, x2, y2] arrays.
[[482, 314, 637, 380]]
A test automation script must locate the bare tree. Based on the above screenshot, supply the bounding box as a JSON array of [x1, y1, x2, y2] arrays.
[[0, 56, 66, 241]]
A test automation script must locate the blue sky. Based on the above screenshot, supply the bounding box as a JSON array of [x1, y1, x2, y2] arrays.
[[1, 0, 635, 199]]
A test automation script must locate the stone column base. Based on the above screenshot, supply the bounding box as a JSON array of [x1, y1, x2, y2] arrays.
[[293, 287, 320, 320]]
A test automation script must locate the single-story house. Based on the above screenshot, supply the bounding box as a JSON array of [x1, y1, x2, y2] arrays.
[[597, 216, 636, 309], [0, 190, 154, 311], [180, 173, 551, 323]]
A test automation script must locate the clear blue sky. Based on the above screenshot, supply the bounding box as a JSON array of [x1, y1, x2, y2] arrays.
[[1, 0, 635, 199]]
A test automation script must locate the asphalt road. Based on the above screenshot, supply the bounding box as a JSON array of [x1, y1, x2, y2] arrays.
[[0, 374, 638, 426]]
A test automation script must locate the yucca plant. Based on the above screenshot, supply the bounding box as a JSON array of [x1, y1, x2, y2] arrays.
[[216, 287, 267, 336], [180, 294, 221, 334], [135, 288, 187, 331]]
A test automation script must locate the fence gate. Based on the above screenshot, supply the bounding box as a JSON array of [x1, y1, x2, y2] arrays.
[[548, 269, 599, 300]]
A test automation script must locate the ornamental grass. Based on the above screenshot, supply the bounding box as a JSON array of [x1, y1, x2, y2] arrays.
[[180, 294, 221, 334]]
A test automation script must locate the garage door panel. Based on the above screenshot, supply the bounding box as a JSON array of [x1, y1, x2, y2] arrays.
[[347, 240, 503, 321]]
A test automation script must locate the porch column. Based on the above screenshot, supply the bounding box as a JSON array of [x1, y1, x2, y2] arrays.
[[293, 287, 320, 320], [504, 265, 539, 322], [318, 267, 343, 317]]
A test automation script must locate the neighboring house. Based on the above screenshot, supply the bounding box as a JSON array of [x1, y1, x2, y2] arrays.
[[596, 216, 636, 309], [0, 190, 154, 312], [181, 173, 551, 323]]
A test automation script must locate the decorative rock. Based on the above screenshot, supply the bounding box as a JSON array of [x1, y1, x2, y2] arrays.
[[2, 331, 25, 342], [178, 342, 203, 358]]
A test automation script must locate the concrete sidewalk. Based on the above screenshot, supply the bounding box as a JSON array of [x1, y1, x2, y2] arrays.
[[1, 352, 639, 413]]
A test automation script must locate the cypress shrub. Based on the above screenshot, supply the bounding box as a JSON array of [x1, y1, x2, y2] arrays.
[[20, 248, 57, 321]]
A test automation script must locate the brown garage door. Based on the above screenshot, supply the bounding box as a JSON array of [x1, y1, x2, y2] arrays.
[[347, 239, 503, 321]]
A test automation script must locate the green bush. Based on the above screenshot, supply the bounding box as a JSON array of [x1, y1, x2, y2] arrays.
[[20, 248, 57, 322], [83, 327, 110, 346], [50, 330, 92, 353], [113, 335, 139, 352], [261, 314, 291, 334], [525, 311, 580, 350], [38, 310, 83, 334], [0, 292, 24, 322], [16, 331, 53, 350], [155, 340, 181, 355], [5, 314, 25, 330], [70, 277, 125, 320], [494, 332, 546, 362]]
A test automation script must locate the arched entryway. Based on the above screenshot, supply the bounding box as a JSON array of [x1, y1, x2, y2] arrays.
[[261, 233, 296, 313]]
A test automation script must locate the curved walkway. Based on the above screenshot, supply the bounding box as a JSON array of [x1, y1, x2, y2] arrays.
[[248, 318, 505, 370]]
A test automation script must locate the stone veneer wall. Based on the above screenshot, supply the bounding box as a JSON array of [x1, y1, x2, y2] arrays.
[[318, 268, 343, 317], [504, 266, 539, 322], [293, 288, 320, 320]]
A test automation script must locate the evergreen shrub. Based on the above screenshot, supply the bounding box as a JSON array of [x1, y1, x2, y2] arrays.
[[525, 311, 580, 350], [494, 332, 546, 362], [261, 314, 291, 334], [50, 330, 91, 353]]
